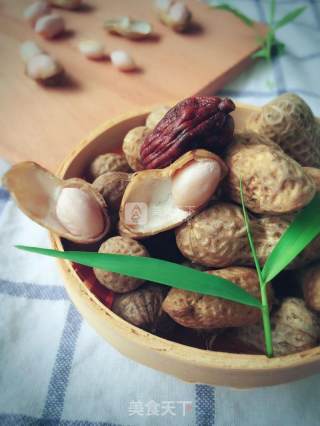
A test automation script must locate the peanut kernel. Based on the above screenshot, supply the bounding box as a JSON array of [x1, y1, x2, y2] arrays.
[[172, 159, 221, 210], [56, 188, 104, 239]]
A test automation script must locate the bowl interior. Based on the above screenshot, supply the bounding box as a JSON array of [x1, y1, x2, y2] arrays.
[[52, 103, 320, 387]]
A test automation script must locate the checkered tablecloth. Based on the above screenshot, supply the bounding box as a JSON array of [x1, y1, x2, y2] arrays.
[[1, 1, 320, 425]]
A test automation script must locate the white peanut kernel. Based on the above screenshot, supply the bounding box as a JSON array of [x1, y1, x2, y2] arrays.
[[168, 2, 190, 25], [78, 40, 106, 60], [56, 188, 105, 239], [20, 40, 44, 64], [155, 0, 172, 12], [35, 14, 65, 39], [172, 159, 221, 210], [26, 53, 62, 81], [23, 1, 51, 27], [110, 50, 136, 71]]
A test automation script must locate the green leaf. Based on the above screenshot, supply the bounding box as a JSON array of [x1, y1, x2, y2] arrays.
[[239, 180, 273, 357], [239, 180, 263, 281], [262, 194, 320, 283], [252, 48, 268, 59], [265, 29, 276, 61], [274, 6, 306, 30], [16, 245, 262, 308], [213, 4, 254, 27], [270, 0, 277, 26]]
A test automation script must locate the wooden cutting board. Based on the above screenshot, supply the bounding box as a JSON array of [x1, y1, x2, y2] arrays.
[[0, 0, 266, 170]]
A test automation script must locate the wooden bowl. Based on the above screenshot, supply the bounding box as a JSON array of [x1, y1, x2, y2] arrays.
[[51, 103, 320, 389]]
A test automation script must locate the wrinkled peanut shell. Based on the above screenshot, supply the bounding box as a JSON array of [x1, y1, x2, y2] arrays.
[[224, 132, 316, 214], [94, 236, 149, 293], [162, 267, 272, 329]]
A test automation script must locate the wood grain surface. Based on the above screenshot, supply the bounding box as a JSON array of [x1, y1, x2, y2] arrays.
[[0, 0, 266, 170]]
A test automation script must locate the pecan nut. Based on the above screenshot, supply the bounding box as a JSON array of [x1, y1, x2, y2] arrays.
[[140, 96, 235, 169]]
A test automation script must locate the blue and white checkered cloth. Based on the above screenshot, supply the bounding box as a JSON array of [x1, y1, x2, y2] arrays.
[[1, 1, 320, 424]]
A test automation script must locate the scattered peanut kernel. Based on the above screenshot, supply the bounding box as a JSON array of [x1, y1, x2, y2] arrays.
[[154, 0, 172, 13], [110, 50, 136, 71], [155, 0, 191, 32], [26, 53, 63, 84], [78, 40, 106, 60], [168, 2, 191, 28], [34, 14, 65, 39], [20, 40, 44, 64], [23, 1, 51, 27]]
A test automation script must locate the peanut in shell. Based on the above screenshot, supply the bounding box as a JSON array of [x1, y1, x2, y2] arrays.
[[162, 267, 272, 329], [303, 167, 320, 192], [175, 202, 320, 269], [122, 126, 150, 171], [145, 106, 170, 129], [94, 236, 149, 293], [301, 264, 320, 312], [92, 171, 131, 212], [89, 153, 131, 181], [234, 298, 320, 356], [112, 283, 170, 332], [246, 93, 320, 168], [224, 132, 316, 214]]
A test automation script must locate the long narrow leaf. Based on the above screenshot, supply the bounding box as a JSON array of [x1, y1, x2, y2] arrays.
[[213, 4, 254, 27], [262, 194, 320, 283], [240, 180, 273, 356], [270, 0, 276, 26], [16, 245, 262, 308], [240, 180, 263, 282], [252, 48, 268, 59], [274, 6, 306, 30]]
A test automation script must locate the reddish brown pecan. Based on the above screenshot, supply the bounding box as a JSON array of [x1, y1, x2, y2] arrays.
[[140, 96, 235, 169]]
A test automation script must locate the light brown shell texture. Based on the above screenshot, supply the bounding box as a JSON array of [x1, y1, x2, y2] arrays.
[[224, 132, 316, 214], [175, 202, 320, 269], [162, 267, 272, 329], [119, 149, 228, 238], [145, 106, 170, 129], [93, 171, 131, 212], [246, 93, 320, 168], [235, 298, 320, 356], [2, 161, 110, 243], [93, 236, 149, 293], [122, 126, 150, 172], [112, 284, 167, 329], [89, 153, 131, 181], [303, 167, 320, 192], [301, 264, 320, 311], [104, 17, 153, 40]]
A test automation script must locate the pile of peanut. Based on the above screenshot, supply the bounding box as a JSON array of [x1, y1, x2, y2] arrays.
[[20, 0, 193, 84], [76, 93, 320, 357]]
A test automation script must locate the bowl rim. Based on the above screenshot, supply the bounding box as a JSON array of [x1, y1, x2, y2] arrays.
[[51, 102, 320, 372]]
